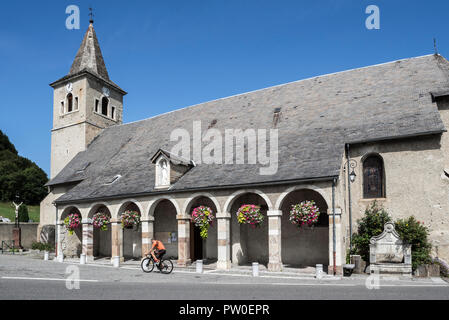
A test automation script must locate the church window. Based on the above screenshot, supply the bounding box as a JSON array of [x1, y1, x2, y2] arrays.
[[95, 99, 99, 113], [60, 101, 65, 114], [155, 157, 170, 188], [74, 97, 79, 110], [111, 106, 116, 120], [363, 154, 385, 199], [101, 97, 109, 116], [67, 93, 73, 113]]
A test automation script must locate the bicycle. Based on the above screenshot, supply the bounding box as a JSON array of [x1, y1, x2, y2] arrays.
[[141, 253, 174, 274]]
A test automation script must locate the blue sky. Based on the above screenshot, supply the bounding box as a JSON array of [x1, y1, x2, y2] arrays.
[[1, 0, 448, 176]]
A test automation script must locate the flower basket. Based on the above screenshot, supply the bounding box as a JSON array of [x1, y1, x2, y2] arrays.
[[191, 206, 215, 239], [92, 212, 110, 231], [64, 212, 81, 235], [289, 200, 320, 228], [121, 210, 140, 229], [236, 204, 264, 228]]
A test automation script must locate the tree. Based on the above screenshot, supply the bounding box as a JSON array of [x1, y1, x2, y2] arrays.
[[350, 201, 392, 265]]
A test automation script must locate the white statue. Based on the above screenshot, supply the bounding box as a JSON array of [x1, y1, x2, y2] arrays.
[[161, 160, 169, 185]]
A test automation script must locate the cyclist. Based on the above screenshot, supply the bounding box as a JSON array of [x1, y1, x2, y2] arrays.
[[149, 239, 166, 263]]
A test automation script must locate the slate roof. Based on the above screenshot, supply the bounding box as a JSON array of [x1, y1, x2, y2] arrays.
[[51, 54, 449, 204]]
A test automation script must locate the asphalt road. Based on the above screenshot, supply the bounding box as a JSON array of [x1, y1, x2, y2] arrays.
[[1, 255, 449, 300]]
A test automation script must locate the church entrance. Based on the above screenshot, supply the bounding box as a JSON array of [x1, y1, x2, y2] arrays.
[[190, 222, 203, 261]]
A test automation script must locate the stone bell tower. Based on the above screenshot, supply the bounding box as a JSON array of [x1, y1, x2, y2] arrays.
[[49, 19, 127, 179]]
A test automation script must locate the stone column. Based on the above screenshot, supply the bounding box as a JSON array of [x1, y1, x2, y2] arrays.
[[82, 218, 94, 262], [111, 219, 124, 265], [328, 208, 343, 275], [141, 216, 154, 257], [267, 210, 283, 272], [56, 220, 65, 261], [216, 213, 231, 270], [176, 215, 191, 267]]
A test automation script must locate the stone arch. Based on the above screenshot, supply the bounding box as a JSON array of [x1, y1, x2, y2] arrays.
[[182, 193, 221, 262], [87, 203, 112, 258], [227, 191, 271, 266], [116, 200, 143, 260], [147, 197, 180, 219], [224, 189, 273, 214], [60, 206, 83, 258], [279, 188, 329, 268], [275, 184, 330, 212], [182, 193, 221, 215]]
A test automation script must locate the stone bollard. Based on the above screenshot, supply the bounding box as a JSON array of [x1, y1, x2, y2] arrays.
[[57, 254, 64, 263], [44, 251, 49, 261], [252, 262, 259, 277], [315, 264, 323, 279], [80, 253, 86, 265], [196, 260, 203, 273], [112, 256, 120, 268]]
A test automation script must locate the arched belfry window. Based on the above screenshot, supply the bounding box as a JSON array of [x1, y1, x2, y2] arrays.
[[67, 93, 73, 113], [363, 154, 385, 199], [101, 97, 109, 116]]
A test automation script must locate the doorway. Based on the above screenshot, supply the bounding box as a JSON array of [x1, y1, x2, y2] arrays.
[[190, 222, 203, 261]]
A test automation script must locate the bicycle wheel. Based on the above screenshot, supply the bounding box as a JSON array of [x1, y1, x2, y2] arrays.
[[159, 259, 174, 274], [141, 257, 155, 273]]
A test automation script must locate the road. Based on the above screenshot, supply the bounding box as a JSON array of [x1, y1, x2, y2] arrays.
[[1, 255, 448, 300]]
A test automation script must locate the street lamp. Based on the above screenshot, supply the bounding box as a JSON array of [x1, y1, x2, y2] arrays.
[[344, 159, 357, 251]]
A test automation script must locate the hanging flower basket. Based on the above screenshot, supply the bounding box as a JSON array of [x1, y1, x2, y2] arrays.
[[92, 212, 110, 231], [191, 206, 215, 239], [64, 212, 81, 235], [289, 200, 320, 228], [236, 204, 264, 228], [121, 210, 141, 229]]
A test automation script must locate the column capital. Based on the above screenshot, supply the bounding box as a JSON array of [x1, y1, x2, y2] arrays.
[[176, 215, 191, 220], [327, 208, 343, 216], [267, 210, 283, 217], [216, 212, 231, 219]]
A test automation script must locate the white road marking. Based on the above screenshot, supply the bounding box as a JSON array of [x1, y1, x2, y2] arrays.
[[1, 276, 98, 282]]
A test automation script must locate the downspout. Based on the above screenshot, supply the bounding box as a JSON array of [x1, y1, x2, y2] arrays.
[[346, 143, 353, 250], [53, 201, 57, 257], [332, 177, 336, 276]]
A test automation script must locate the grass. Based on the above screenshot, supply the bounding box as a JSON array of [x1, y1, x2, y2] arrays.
[[0, 202, 40, 222]]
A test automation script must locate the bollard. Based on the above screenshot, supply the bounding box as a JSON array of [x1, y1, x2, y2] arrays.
[[315, 264, 323, 279], [44, 251, 49, 261], [80, 253, 86, 265], [57, 254, 64, 263], [252, 262, 259, 277], [112, 256, 120, 268], [196, 260, 203, 273]]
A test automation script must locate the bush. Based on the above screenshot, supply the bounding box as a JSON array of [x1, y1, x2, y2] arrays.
[[350, 201, 392, 265], [18, 205, 29, 223], [31, 241, 54, 252], [395, 216, 432, 271], [351, 202, 433, 272]]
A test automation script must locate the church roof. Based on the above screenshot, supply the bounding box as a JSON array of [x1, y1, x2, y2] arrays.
[[50, 54, 449, 204]]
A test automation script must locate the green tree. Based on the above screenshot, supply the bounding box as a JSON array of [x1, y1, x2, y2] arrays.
[[350, 201, 392, 265], [395, 216, 432, 271], [18, 205, 29, 223]]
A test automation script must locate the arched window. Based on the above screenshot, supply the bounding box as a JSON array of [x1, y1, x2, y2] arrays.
[[101, 97, 109, 116], [363, 154, 385, 199], [67, 93, 73, 113]]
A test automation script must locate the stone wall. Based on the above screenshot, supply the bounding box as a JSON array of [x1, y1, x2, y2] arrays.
[[0, 223, 39, 249]]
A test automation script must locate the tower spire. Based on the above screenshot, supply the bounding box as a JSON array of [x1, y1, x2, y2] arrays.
[[68, 21, 109, 80]]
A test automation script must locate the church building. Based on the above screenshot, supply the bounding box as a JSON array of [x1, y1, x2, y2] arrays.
[[39, 21, 449, 274]]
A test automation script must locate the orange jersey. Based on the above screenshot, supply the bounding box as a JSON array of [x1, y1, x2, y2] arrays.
[[152, 240, 165, 251]]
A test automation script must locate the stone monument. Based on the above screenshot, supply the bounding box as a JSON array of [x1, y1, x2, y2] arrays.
[[369, 222, 412, 276]]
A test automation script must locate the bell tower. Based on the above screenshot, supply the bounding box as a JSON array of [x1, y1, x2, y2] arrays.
[[49, 20, 127, 179]]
